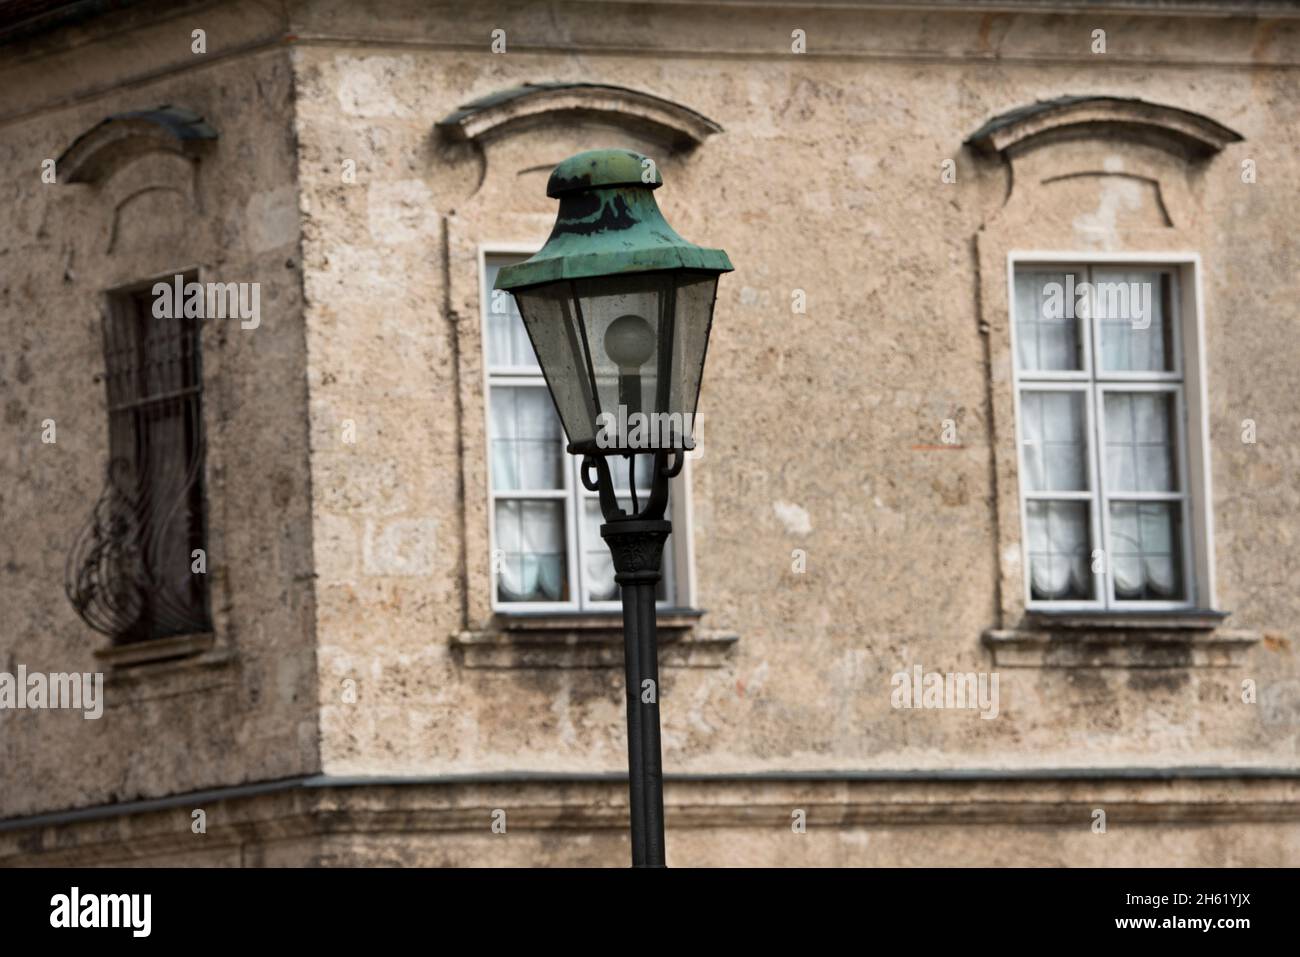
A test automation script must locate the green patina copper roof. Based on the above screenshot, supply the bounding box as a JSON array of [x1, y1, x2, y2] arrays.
[[546, 148, 662, 196], [495, 149, 732, 291]]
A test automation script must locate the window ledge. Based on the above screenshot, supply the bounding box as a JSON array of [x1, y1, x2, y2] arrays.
[[452, 610, 737, 669], [1024, 609, 1230, 631], [94, 632, 227, 673], [983, 611, 1259, 668]]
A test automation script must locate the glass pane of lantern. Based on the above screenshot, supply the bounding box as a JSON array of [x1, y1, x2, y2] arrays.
[[511, 270, 719, 453], [510, 282, 604, 448], [670, 272, 720, 445], [569, 272, 670, 445], [604, 452, 656, 491]]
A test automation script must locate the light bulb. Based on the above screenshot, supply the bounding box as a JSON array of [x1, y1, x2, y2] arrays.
[[604, 314, 656, 369]]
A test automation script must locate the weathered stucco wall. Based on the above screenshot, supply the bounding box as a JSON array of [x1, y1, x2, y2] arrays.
[[0, 1, 320, 819], [0, 0, 1297, 865], [290, 0, 1299, 785]]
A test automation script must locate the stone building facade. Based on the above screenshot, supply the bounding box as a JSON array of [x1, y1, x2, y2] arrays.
[[0, 0, 1297, 866]]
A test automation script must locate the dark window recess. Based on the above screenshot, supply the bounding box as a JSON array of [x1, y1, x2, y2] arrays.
[[67, 280, 211, 643]]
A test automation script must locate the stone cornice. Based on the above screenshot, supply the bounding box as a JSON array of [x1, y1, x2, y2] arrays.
[[4, 772, 1299, 864], [436, 83, 722, 151], [55, 105, 217, 184], [966, 96, 1244, 159]]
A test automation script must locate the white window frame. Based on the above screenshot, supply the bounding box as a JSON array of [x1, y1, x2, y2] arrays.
[[479, 246, 693, 614], [1007, 252, 1216, 612]]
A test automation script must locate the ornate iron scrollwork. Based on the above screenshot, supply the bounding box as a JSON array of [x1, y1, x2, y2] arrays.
[[66, 447, 209, 642], [66, 289, 211, 643]]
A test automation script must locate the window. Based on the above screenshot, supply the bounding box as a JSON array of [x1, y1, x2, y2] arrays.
[[1011, 263, 1200, 611], [66, 276, 211, 642], [482, 253, 682, 612]]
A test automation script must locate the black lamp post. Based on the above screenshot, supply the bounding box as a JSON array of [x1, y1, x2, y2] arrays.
[[495, 149, 732, 867]]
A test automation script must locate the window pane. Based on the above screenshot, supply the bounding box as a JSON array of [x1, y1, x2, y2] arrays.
[[582, 500, 619, 603], [485, 261, 539, 368], [1014, 271, 1083, 372], [1026, 500, 1093, 601], [490, 386, 564, 490], [1095, 270, 1172, 372], [495, 500, 567, 602], [581, 499, 668, 603], [1104, 392, 1177, 492], [1110, 502, 1185, 601], [604, 452, 657, 493], [1020, 391, 1088, 491]]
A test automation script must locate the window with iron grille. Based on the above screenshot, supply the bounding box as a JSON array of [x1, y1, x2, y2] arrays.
[[66, 277, 211, 643]]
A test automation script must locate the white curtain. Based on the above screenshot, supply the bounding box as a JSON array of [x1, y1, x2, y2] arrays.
[[495, 500, 565, 602], [491, 386, 566, 602], [1027, 500, 1091, 600], [1020, 391, 1087, 492], [1014, 271, 1078, 372], [582, 500, 618, 601], [1110, 502, 1180, 599], [485, 263, 538, 369], [490, 387, 561, 492], [1104, 392, 1174, 492], [1094, 269, 1168, 372]]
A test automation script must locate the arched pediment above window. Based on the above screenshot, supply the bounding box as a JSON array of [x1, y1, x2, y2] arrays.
[[57, 106, 217, 184], [966, 96, 1242, 159], [436, 83, 722, 151]]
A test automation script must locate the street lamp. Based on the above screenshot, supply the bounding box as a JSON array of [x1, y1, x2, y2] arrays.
[[495, 149, 732, 867]]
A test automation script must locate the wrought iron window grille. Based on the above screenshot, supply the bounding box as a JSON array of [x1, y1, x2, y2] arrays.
[[66, 281, 212, 643]]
